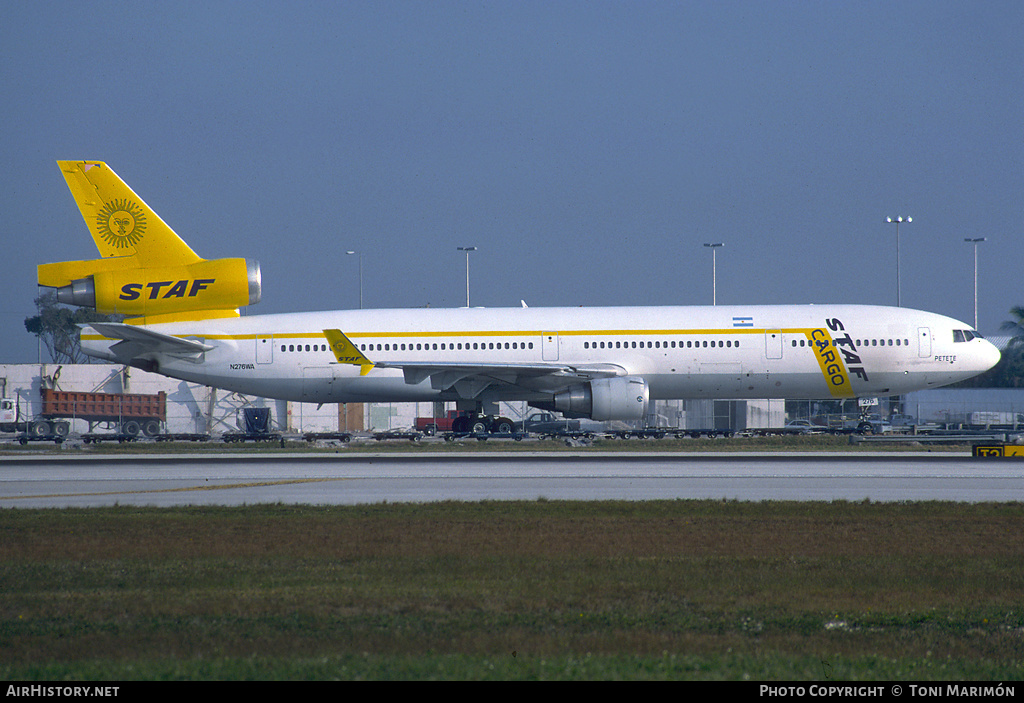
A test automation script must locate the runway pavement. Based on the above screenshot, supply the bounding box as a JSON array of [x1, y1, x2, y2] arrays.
[[1, 451, 1022, 508]]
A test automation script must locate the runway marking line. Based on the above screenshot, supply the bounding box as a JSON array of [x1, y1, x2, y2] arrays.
[[0, 477, 344, 502]]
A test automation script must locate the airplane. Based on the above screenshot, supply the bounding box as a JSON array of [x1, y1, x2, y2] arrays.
[[38, 161, 1001, 433]]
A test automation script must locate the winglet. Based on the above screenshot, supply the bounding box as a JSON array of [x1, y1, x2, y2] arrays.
[[323, 329, 375, 375]]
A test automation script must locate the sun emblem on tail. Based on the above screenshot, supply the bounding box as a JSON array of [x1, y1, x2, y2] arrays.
[[96, 199, 147, 249]]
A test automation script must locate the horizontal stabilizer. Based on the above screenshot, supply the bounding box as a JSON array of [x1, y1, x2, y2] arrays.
[[84, 322, 213, 364]]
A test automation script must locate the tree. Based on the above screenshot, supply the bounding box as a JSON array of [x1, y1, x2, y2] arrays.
[[23, 291, 123, 364], [1001, 305, 1024, 347]]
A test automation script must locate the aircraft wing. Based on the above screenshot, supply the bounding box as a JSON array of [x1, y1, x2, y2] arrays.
[[323, 328, 624, 398], [84, 322, 214, 363]]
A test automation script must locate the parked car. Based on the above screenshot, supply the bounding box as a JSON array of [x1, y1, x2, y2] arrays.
[[783, 419, 830, 434], [519, 412, 581, 434]]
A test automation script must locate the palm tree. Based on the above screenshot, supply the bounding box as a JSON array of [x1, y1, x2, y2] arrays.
[[1001, 305, 1024, 347]]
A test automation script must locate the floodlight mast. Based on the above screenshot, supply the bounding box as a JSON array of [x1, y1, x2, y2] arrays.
[[886, 216, 911, 306], [964, 237, 986, 330], [457, 246, 477, 307], [703, 243, 724, 305]]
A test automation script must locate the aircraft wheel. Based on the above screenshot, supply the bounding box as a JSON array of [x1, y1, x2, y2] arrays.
[[451, 416, 469, 434], [470, 418, 489, 434]]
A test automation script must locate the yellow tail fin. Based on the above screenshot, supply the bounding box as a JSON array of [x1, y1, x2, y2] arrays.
[[57, 161, 200, 266]]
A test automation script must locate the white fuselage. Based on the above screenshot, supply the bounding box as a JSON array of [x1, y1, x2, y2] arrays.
[[82, 303, 1000, 406]]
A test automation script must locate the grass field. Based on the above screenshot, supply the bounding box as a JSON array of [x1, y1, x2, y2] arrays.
[[1, 499, 1022, 680]]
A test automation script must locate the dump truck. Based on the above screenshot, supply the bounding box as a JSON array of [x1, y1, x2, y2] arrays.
[[0, 388, 167, 440]]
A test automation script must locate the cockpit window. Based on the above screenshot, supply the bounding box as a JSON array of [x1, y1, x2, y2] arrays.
[[953, 329, 983, 343]]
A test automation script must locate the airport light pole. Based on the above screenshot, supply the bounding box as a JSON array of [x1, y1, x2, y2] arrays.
[[345, 250, 363, 309], [704, 243, 724, 305], [886, 216, 911, 307], [964, 237, 986, 330], [457, 246, 477, 307]]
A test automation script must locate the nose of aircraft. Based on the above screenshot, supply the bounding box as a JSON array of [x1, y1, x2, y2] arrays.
[[976, 338, 1002, 374]]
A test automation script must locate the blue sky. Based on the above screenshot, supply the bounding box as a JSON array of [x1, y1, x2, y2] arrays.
[[2, 1, 1021, 363]]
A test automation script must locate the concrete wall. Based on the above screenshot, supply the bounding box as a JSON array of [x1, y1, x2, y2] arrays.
[[902, 388, 1024, 424], [0, 363, 349, 435], [0, 364, 531, 436]]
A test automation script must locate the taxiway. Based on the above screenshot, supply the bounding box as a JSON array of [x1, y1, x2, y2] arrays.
[[1, 451, 1022, 508]]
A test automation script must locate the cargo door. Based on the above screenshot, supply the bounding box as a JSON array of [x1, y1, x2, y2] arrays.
[[302, 367, 335, 402]]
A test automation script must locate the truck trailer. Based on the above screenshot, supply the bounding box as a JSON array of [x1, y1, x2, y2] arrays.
[[1, 388, 167, 441]]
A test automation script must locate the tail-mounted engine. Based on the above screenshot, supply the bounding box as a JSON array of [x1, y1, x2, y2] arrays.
[[41, 257, 262, 319]]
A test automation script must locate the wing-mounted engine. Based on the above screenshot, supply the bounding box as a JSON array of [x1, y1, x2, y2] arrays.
[[550, 376, 650, 421]]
